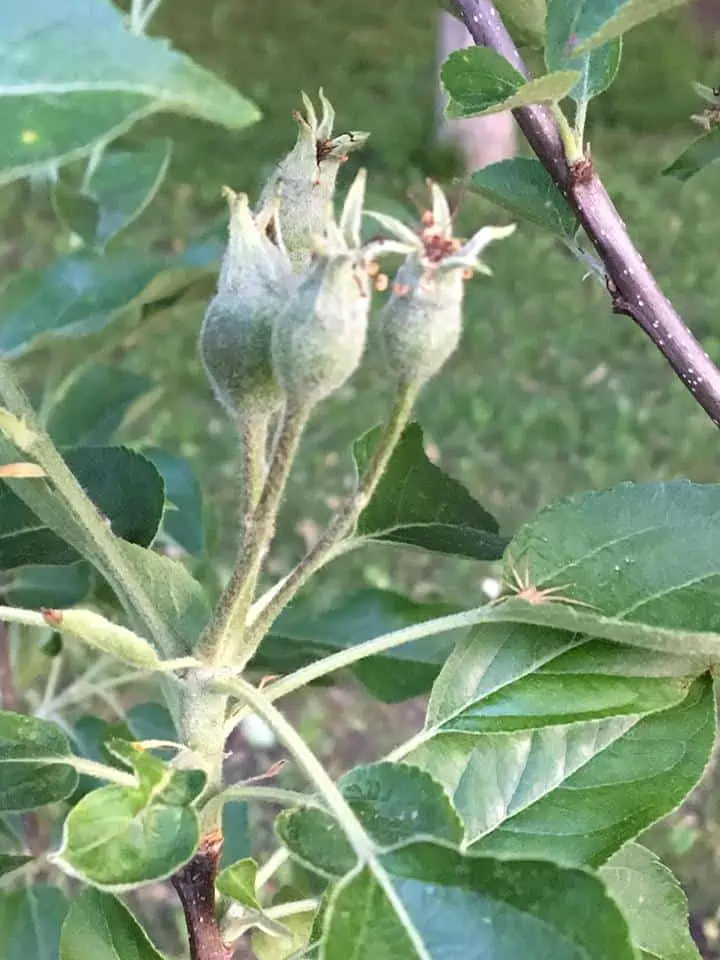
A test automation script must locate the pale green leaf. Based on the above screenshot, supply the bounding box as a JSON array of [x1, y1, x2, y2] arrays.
[[600, 843, 701, 960], [216, 857, 261, 909], [0, 0, 259, 185], [545, 0, 696, 57], [663, 128, 720, 182]]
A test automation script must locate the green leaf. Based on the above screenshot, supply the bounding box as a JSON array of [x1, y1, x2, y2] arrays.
[[472, 157, 577, 239], [409, 668, 714, 865], [423, 623, 699, 736], [4, 562, 92, 607], [277, 762, 462, 878], [46, 366, 154, 447], [0, 884, 68, 960], [663, 128, 720, 181], [261, 589, 465, 703], [0, 0, 260, 186], [322, 843, 635, 960], [0, 435, 211, 657], [125, 702, 178, 744], [60, 887, 166, 960], [693, 82, 720, 106], [222, 801, 251, 868], [0, 242, 220, 359], [56, 758, 205, 890], [53, 140, 172, 249], [546, 36, 622, 104], [441, 47, 580, 119], [0, 852, 32, 878], [253, 910, 314, 960], [143, 448, 205, 555], [495, 0, 547, 46], [0, 710, 77, 810], [544, 0, 696, 57], [0, 445, 164, 569], [217, 857, 261, 909], [600, 843, 701, 960], [506, 480, 720, 637], [354, 424, 505, 561]]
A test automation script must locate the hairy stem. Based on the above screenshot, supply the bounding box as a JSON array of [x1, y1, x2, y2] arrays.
[[245, 384, 418, 650], [172, 831, 231, 960], [212, 674, 373, 859], [237, 411, 269, 543], [200, 404, 309, 665], [451, 0, 720, 426]]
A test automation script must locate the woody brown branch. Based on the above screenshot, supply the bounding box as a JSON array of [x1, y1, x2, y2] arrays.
[[450, 0, 720, 426], [171, 831, 232, 960]]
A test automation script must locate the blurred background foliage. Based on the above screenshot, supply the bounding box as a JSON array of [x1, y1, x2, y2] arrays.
[[4, 0, 720, 952]]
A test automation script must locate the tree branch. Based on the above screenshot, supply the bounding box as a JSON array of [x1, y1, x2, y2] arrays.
[[171, 831, 232, 960], [450, 0, 720, 426]]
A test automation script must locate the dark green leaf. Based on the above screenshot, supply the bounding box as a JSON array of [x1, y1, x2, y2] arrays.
[[60, 887, 167, 960], [143, 448, 205, 555], [322, 843, 635, 960], [0, 433, 211, 657], [0, 243, 219, 359], [0, 853, 32, 878], [0, 710, 77, 811], [222, 801, 251, 868], [442, 47, 579, 119], [600, 843, 700, 960], [46, 366, 154, 446], [69, 714, 135, 800], [261, 589, 465, 703], [545, 0, 696, 57], [53, 140, 172, 248], [56, 761, 204, 889], [4, 562, 93, 607], [0, 445, 164, 570], [0, 0, 259, 185], [410, 671, 713, 865], [354, 424, 505, 561], [472, 157, 577, 239], [277, 762, 462, 878], [125, 702, 178, 744], [0, 884, 68, 960], [663, 128, 720, 181]]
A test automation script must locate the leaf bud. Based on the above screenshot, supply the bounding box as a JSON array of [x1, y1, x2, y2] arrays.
[[368, 183, 515, 387], [258, 90, 369, 271], [200, 188, 293, 419]]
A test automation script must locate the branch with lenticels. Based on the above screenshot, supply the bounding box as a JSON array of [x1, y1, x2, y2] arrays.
[[450, 0, 720, 427]]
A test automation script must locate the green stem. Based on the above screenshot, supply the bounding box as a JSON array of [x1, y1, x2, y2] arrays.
[[211, 674, 373, 861], [0, 362, 180, 657], [202, 785, 313, 826], [574, 98, 589, 149], [255, 847, 289, 889], [225, 604, 487, 734], [244, 384, 418, 652], [64, 756, 136, 787], [199, 404, 310, 666], [550, 104, 584, 164], [237, 411, 269, 541]]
